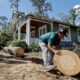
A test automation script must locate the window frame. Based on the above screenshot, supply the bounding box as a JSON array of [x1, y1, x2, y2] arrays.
[[31, 31, 35, 38], [39, 25, 47, 36], [59, 24, 71, 42]]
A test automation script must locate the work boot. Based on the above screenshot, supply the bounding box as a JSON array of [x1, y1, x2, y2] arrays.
[[44, 65, 55, 71]]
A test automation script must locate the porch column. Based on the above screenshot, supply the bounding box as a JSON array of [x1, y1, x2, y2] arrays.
[[13, 31, 16, 41], [51, 22, 53, 32], [18, 27, 21, 40], [13, 22, 16, 41], [26, 18, 31, 45]]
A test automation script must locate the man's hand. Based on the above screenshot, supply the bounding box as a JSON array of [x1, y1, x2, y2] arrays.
[[54, 50, 62, 56], [54, 45, 60, 50], [47, 43, 62, 56]]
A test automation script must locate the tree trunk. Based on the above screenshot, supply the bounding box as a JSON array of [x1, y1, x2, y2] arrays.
[[3, 46, 24, 57]]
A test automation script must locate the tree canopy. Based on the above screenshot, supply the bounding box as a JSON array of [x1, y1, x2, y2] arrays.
[[9, 0, 20, 11], [0, 16, 8, 26], [59, 9, 79, 25], [30, 0, 52, 17]]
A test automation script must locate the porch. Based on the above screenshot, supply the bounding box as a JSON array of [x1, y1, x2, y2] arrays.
[[14, 16, 53, 45]]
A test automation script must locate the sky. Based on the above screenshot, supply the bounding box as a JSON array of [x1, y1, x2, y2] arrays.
[[0, 0, 80, 21]]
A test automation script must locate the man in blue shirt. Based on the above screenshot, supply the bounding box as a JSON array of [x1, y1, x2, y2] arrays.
[[39, 28, 68, 71]]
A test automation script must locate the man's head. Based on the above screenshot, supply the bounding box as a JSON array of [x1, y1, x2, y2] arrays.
[[58, 28, 68, 39]]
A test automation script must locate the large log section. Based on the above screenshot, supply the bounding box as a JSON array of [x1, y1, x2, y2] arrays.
[[3, 46, 24, 57]]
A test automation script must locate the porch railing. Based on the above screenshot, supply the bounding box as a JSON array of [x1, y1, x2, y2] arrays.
[[30, 38, 39, 44], [20, 37, 39, 45]]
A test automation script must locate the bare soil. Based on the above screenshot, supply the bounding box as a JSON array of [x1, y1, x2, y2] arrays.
[[0, 51, 80, 80]]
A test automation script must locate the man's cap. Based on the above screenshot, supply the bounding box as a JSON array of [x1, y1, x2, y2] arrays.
[[59, 28, 68, 37]]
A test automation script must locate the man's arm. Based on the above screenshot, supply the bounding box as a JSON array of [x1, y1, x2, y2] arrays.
[[47, 43, 61, 54], [54, 45, 61, 50]]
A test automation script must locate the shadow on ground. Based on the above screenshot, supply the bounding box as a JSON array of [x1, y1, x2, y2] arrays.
[[49, 68, 80, 80], [0, 53, 80, 80], [0, 54, 43, 65]]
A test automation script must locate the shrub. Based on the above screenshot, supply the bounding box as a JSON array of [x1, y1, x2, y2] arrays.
[[29, 43, 40, 52], [0, 31, 12, 50]]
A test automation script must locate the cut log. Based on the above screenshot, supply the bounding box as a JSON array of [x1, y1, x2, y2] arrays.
[[3, 47, 9, 53], [53, 50, 80, 76], [3, 46, 24, 57]]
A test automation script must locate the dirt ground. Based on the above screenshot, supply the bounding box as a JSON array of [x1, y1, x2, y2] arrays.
[[0, 51, 80, 80]]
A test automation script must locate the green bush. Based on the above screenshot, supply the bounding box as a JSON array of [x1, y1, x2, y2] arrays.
[[0, 31, 12, 50], [29, 43, 39, 52], [7, 40, 40, 52]]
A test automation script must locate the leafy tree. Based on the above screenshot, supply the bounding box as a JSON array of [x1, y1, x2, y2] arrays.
[[30, 0, 52, 17], [59, 9, 79, 25], [1, 22, 11, 33], [0, 16, 8, 26], [9, 0, 20, 11], [59, 13, 71, 23], [69, 9, 78, 24], [0, 16, 8, 32], [0, 31, 12, 50]]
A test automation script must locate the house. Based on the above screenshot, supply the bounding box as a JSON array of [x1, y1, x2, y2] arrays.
[[11, 11, 80, 49]]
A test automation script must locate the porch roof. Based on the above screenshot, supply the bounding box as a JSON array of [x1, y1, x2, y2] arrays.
[[29, 15, 80, 28], [16, 13, 80, 33], [20, 18, 51, 33]]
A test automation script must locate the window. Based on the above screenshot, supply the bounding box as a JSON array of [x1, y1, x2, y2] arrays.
[[21, 33, 25, 40], [40, 29, 42, 35], [43, 27, 46, 34], [59, 24, 71, 42], [39, 25, 47, 36], [47, 26, 52, 32], [77, 29, 80, 42], [31, 31, 35, 38]]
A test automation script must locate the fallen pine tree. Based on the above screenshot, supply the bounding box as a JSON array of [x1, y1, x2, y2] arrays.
[[3, 45, 24, 57]]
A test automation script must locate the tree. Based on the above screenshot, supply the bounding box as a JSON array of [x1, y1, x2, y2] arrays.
[[59, 13, 71, 23], [0, 16, 8, 26], [9, 0, 20, 11], [0, 16, 9, 32], [59, 9, 79, 25], [0, 16, 8, 25], [69, 9, 78, 24], [0, 31, 12, 50], [30, 0, 52, 17]]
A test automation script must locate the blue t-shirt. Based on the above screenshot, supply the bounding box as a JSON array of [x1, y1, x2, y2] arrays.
[[39, 32, 60, 46]]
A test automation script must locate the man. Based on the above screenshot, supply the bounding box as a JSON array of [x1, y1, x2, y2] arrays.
[[39, 28, 68, 71]]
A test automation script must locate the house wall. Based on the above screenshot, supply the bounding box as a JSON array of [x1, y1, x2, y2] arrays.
[[70, 26, 78, 43], [30, 20, 79, 48], [35, 28, 39, 38], [46, 24, 51, 32], [52, 22, 78, 48], [52, 22, 59, 31], [46, 22, 59, 32]]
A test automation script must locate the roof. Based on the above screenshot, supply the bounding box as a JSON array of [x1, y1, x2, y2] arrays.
[[26, 14, 80, 28]]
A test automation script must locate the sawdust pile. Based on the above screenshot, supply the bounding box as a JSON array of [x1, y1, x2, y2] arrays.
[[0, 51, 79, 80]]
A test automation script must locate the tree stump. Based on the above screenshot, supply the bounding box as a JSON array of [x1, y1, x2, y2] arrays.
[[3, 46, 24, 57], [53, 50, 80, 76]]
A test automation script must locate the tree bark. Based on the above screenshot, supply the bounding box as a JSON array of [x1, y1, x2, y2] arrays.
[[3, 46, 24, 57]]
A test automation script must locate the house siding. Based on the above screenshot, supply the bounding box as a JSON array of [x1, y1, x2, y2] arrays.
[[70, 26, 78, 43], [31, 21, 79, 48], [60, 26, 78, 48], [53, 22, 59, 32], [35, 28, 39, 38], [46, 24, 51, 32], [52, 22, 78, 48], [60, 41, 73, 50]]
